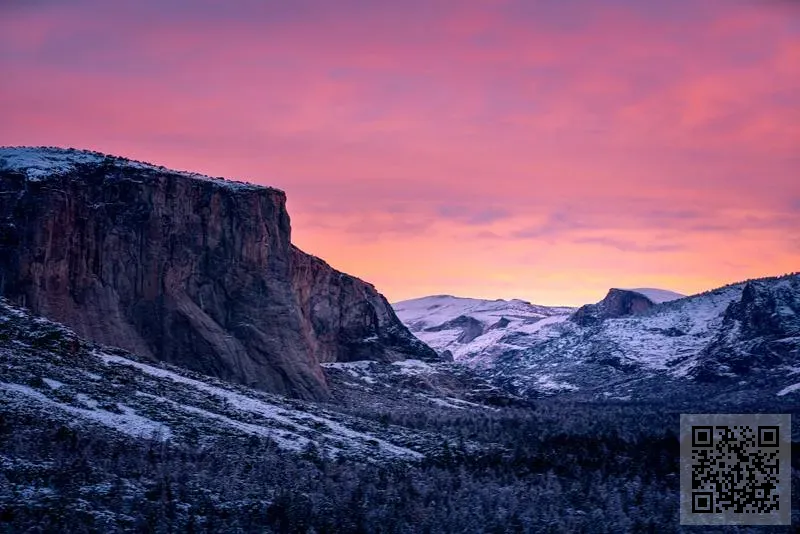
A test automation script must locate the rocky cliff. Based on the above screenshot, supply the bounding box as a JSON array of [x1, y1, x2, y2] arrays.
[[0, 146, 437, 400], [691, 276, 800, 381], [290, 245, 436, 364], [570, 288, 655, 326]]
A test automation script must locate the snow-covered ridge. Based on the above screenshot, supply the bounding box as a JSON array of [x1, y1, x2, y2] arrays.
[[393, 294, 574, 363], [624, 288, 685, 304], [0, 297, 430, 460], [394, 294, 573, 331], [0, 146, 269, 191], [393, 275, 800, 399]]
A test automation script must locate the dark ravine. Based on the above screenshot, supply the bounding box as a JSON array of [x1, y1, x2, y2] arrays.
[[0, 146, 437, 400]]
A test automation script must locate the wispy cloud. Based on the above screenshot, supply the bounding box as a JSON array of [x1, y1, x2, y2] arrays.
[[1, 0, 798, 304]]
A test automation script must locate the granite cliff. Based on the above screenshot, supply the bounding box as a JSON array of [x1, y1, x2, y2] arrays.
[[570, 288, 658, 326], [0, 146, 437, 400]]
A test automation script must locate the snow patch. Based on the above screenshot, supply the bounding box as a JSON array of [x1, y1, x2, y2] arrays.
[[0, 146, 265, 191], [42, 378, 64, 389], [0, 147, 105, 180], [534, 375, 579, 392], [625, 288, 686, 304], [1, 382, 171, 439], [100, 352, 422, 459], [777, 383, 800, 396], [391, 359, 434, 376]]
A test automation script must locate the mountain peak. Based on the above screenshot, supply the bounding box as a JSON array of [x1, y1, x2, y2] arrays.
[[570, 288, 657, 326], [624, 287, 685, 304]]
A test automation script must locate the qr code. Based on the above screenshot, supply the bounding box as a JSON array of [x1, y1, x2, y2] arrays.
[[680, 414, 791, 526]]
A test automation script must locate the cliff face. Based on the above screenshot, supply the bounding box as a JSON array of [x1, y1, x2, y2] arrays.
[[290, 245, 437, 364], [691, 277, 800, 381], [570, 288, 655, 326], [0, 147, 436, 400]]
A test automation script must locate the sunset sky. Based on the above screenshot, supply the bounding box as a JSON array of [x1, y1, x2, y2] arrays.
[[2, 0, 798, 306]]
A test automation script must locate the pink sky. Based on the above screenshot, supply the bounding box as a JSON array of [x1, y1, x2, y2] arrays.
[[2, 0, 798, 305]]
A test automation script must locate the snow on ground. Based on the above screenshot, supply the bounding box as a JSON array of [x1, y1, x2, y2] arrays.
[[0, 146, 264, 191], [0, 147, 105, 180], [42, 378, 64, 389], [624, 288, 686, 304], [395, 283, 751, 384], [390, 359, 435, 376], [0, 382, 171, 439], [100, 352, 422, 459], [320, 361, 379, 384], [533, 375, 579, 392], [137, 392, 310, 452], [602, 284, 744, 371], [777, 383, 800, 396], [408, 313, 572, 366], [395, 295, 574, 364], [515, 315, 570, 334], [393, 295, 572, 332], [426, 397, 465, 409], [76, 393, 99, 409]]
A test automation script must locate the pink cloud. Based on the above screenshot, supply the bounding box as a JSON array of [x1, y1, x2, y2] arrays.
[[1, 0, 798, 304]]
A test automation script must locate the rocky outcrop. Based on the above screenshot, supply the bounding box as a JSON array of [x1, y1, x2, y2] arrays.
[[425, 315, 485, 344], [570, 288, 655, 326], [691, 277, 800, 381], [290, 245, 437, 364], [0, 147, 437, 400]]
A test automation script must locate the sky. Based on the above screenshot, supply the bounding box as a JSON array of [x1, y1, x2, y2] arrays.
[[1, 0, 798, 306]]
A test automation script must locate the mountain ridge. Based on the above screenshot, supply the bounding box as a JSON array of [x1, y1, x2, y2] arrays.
[[393, 274, 800, 402], [0, 146, 439, 401]]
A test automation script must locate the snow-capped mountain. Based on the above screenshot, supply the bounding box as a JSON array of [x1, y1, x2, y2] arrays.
[[393, 295, 574, 363], [622, 288, 685, 304], [394, 276, 800, 403]]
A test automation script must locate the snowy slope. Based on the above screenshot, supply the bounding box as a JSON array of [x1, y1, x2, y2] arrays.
[[394, 295, 572, 330], [0, 298, 461, 461], [625, 288, 685, 304], [393, 276, 800, 401], [393, 295, 573, 363]]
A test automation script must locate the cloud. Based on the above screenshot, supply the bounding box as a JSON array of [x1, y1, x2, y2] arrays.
[[435, 205, 512, 225], [571, 237, 684, 253], [1, 0, 798, 303]]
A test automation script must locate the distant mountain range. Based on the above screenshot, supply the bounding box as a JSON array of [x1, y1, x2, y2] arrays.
[[394, 276, 800, 403]]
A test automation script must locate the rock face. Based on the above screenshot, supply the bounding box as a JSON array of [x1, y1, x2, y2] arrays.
[[570, 288, 655, 326], [0, 147, 437, 400], [425, 315, 486, 344], [691, 277, 800, 381], [290, 245, 436, 364]]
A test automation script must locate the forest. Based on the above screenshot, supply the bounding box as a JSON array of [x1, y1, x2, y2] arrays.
[[2, 397, 798, 533]]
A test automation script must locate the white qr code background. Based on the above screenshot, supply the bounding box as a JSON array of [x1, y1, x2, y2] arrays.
[[680, 414, 791, 526]]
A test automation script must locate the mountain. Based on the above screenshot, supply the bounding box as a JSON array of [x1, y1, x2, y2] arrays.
[[0, 297, 435, 461], [393, 295, 574, 364], [0, 146, 438, 401], [624, 288, 685, 304], [4, 294, 752, 532], [570, 287, 684, 326], [393, 277, 800, 403]]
